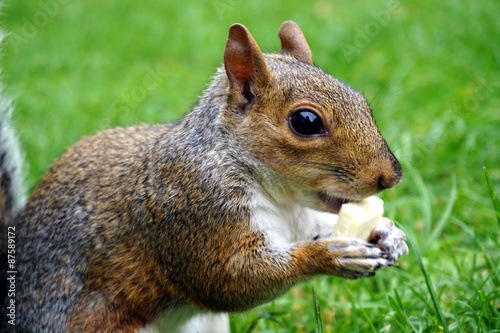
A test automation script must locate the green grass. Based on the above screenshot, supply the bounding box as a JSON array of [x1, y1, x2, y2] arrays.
[[3, 0, 500, 332]]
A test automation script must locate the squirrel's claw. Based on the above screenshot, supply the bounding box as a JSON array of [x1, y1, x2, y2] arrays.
[[326, 238, 396, 279], [369, 217, 409, 262]]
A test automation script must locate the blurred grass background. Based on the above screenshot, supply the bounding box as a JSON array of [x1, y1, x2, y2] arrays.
[[3, 0, 499, 332]]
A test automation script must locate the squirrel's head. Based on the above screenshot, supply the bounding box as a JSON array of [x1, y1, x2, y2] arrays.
[[223, 21, 402, 213]]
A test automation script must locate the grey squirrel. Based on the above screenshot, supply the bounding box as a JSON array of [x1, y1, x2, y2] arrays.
[[0, 21, 408, 332]]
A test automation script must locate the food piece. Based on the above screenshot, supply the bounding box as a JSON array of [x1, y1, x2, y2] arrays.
[[332, 196, 384, 240]]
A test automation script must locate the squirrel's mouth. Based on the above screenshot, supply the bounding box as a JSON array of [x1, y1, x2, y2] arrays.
[[318, 193, 358, 213]]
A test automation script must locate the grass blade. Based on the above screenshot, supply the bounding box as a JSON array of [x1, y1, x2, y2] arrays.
[[245, 312, 286, 333], [388, 290, 415, 333], [425, 174, 457, 250], [346, 288, 377, 333], [406, 232, 450, 333], [312, 288, 324, 333], [483, 166, 500, 229]]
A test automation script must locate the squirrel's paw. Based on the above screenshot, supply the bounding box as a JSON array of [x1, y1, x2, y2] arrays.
[[369, 217, 409, 263], [327, 239, 393, 279]]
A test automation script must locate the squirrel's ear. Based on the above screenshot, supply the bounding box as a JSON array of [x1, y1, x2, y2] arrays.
[[224, 23, 270, 90], [279, 21, 313, 65]]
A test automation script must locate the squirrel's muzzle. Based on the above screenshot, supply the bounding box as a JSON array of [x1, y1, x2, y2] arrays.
[[376, 152, 403, 191]]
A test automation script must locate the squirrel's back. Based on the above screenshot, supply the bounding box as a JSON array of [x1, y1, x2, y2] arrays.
[[14, 124, 173, 330], [13, 112, 258, 330]]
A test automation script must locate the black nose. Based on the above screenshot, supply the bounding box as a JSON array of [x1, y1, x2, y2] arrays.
[[377, 159, 403, 190]]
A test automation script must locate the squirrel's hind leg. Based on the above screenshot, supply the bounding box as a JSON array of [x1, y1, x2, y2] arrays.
[[151, 308, 230, 333], [173, 313, 230, 333]]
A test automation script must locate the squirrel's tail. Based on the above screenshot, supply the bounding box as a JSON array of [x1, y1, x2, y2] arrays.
[[0, 98, 25, 226], [0, 29, 25, 227]]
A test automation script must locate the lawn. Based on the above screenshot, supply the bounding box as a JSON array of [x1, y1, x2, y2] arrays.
[[3, 0, 499, 332]]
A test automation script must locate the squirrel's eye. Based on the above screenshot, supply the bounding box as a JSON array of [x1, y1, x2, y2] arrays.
[[288, 109, 326, 137]]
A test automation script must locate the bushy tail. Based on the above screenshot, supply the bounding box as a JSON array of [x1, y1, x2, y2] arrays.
[[0, 100, 25, 227]]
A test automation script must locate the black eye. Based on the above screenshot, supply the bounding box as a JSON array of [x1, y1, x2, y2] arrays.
[[288, 109, 326, 137]]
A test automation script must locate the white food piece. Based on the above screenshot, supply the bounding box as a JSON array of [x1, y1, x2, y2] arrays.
[[332, 196, 384, 240]]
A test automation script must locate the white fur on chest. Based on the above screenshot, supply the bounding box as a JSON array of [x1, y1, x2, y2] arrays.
[[251, 190, 338, 246]]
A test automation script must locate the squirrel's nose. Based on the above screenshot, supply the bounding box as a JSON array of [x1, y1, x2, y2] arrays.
[[376, 159, 403, 191], [377, 175, 398, 190]]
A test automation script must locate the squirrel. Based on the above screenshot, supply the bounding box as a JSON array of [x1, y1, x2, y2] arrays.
[[0, 21, 408, 332]]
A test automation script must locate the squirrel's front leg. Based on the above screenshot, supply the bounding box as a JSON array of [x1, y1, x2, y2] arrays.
[[291, 237, 392, 279], [190, 234, 394, 312], [368, 217, 409, 262]]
